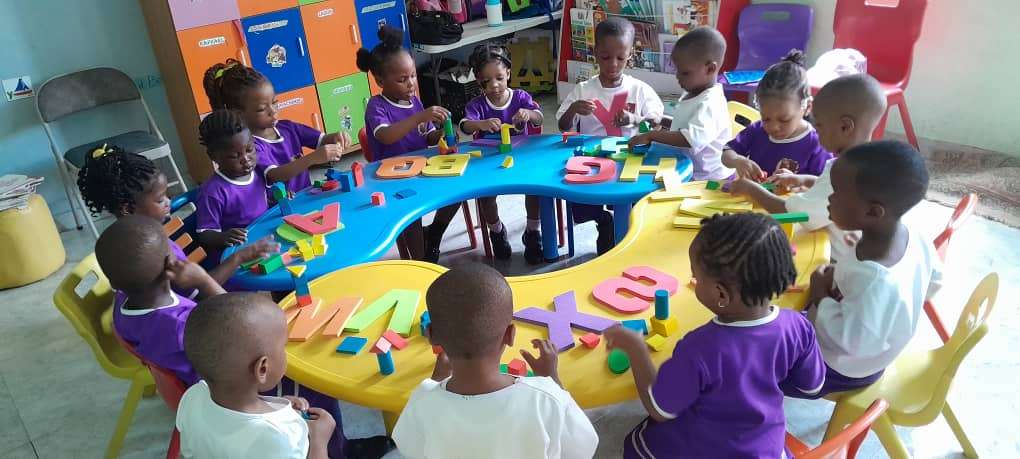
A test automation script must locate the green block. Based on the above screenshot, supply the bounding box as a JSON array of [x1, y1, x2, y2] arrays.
[[761, 182, 776, 192], [344, 289, 421, 336], [313, 179, 325, 188], [498, 144, 512, 154], [258, 254, 285, 275], [771, 212, 810, 224], [706, 180, 721, 190], [499, 363, 534, 377], [240, 257, 263, 270], [608, 348, 631, 374], [276, 223, 312, 243], [638, 120, 651, 133], [609, 151, 629, 161]]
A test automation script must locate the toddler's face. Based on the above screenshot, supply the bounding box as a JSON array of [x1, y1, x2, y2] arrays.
[[127, 172, 171, 221], [258, 313, 290, 392], [758, 96, 807, 141], [378, 52, 418, 103], [594, 36, 632, 85], [671, 49, 716, 94], [811, 101, 851, 155], [240, 81, 279, 131], [476, 61, 510, 102], [827, 158, 869, 231], [211, 130, 257, 179]]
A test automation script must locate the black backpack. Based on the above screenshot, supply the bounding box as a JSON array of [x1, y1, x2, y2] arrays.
[[409, 10, 464, 45]]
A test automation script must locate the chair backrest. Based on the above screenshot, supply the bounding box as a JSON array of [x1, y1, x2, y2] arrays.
[[833, 0, 927, 89], [167, 189, 208, 265], [36, 68, 141, 123], [933, 193, 978, 260], [787, 399, 889, 458], [728, 101, 761, 136], [358, 128, 375, 162], [52, 253, 145, 380], [115, 333, 188, 411], [734, 4, 813, 71]]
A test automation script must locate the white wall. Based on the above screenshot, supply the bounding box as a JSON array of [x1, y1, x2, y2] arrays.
[[756, 0, 1020, 156]]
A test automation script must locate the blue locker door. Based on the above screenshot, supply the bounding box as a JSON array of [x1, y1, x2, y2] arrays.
[[354, 0, 411, 51], [242, 8, 314, 93]]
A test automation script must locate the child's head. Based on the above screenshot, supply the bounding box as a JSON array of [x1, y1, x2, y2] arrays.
[[184, 292, 288, 392], [812, 74, 887, 154], [199, 109, 257, 179], [689, 213, 796, 316], [202, 59, 276, 132], [96, 215, 169, 294], [356, 26, 415, 102], [426, 263, 514, 361], [77, 144, 170, 221], [469, 45, 512, 101], [593, 17, 635, 84], [671, 26, 726, 93], [828, 140, 928, 231], [755, 50, 810, 141]]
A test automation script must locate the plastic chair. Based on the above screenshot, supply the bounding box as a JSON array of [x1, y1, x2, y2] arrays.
[[36, 67, 189, 238], [116, 334, 185, 459], [823, 273, 998, 459], [166, 189, 208, 266], [926, 193, 979, 343], [831, 0, 927, 150], [721, 4, 813, 95], [787, 399, 889, 459], [728, 101, 761, 136], [52, 253, 156, 459]]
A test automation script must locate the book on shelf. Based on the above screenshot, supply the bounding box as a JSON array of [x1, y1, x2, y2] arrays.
[[566, 60, 598, 84], [630, 20, 661, 72], [661, 0, 719, 36]]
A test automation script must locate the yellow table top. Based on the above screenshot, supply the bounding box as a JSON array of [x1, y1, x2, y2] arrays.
[[280, 191, 829, 413]]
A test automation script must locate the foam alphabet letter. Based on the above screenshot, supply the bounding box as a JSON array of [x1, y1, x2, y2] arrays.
[[375, 156, 427, 179], [344, 289, 421, 336], [564, 156, 618, 184], [619, 155, 678, 183], [422, 154, 470, 177], [288, 301, 346, 341], [513, 291, 618, 352], [591, 266, 680, 314]]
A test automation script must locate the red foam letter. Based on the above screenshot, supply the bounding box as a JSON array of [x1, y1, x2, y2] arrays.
[[564, 156, 618, 184]]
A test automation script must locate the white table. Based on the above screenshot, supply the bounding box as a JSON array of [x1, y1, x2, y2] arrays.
[[412, 10, 564, 105]]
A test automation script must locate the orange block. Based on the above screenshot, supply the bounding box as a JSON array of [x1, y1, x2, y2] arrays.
[[320, 298, 364, 337], [579, 332, 601, 349], [375, 156, 426, 179]]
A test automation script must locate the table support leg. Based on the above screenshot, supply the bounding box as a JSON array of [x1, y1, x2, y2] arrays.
[[382, 410, 400, 436], [613, 202, 632, 244], [540, 196, 559, 262]]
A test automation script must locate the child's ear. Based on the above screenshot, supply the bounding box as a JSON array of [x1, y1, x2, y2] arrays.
[[116, 203, 131, 217], [866, 201, 887, 220], [503, 323, 516, 347], [254, 355, 270, 385], [714, 282, 732, 308], [839, 115, 856, 136], [706, 60, 719, 75]]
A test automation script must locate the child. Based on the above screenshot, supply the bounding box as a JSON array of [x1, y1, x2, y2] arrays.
[[356, 25, 463, 262], [97, 215, 226, 385], [557, 17, 664, 254], [459, 45, 544, 262], [77, 144, 278, 288], [203, 59, 348, 193], [721, 50, 832, 179], [792, 140, 940, 398], [393, 263, 598, 458], [730, 74, 888, 259], [178, 292, 335, 458], [628, 26, 732, 181], [603, 213, 825, 458]]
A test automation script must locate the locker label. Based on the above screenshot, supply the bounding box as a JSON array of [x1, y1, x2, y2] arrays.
[[278, 97, 304, 110], [332, 84, 354, 95], [198, 36, 227, 48], [317, 8, 335, 18], [361, 2, 396, 14], [248, 20, 289, 33]]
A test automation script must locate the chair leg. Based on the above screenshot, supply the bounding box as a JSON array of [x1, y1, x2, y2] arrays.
[[942, 402, 979, 458], [396, 238, 410, 260], [895, 99, 921, 151], [54, 161, 86, 232], [873, 105, 892, 141], [871, 413, 911, 459], [556, 199, 566, 248], [461, 202, 478, 250], [924, 301, 951, 343], [69, 168, 100, 239], [165, 153, 189, 193], [824, 399, 866, 441], [477, 200, 493, 258], [382, 410, 400, 436], [105, 375, 147, 459], [167, 428, 180, 459]]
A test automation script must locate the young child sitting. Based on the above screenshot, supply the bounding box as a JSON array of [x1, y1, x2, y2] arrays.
[[97, 215, 226, 385], [721, 50, 832, 179], [791, 140, 941, 398], [730, 74, 888, 259], [393, 263, 598, 458], [78, 144, 277, 287], [604, 213, 825, 459], [628, 26, 732, 181], [557, 17, 665, 254], [204, 59, 348, 193], [356, 25, 463, 263], [177, 292, 335, 458]]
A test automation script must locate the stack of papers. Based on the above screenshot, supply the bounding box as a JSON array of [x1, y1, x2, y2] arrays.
[[0, 175, 44, 212]]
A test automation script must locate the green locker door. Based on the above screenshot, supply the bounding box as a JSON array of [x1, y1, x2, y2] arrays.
[[317, 73, 371, 145]]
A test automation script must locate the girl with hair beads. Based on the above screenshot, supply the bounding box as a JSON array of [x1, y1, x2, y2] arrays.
[[722, 50, 832, 180], [203, 60, 350, 193], [604, 213, 825, 459], [357, 25, 463, 262], [77, 144, 276, 286]]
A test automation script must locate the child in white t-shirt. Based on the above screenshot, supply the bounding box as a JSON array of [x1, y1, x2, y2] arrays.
[[394, 263, 598, 459], [556, 17, 665, 254], [628, 26, 732, 180]]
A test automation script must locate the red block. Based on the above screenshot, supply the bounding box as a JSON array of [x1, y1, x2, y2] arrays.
[[321, 180, 339, 191], [297, 294, 314, 307], [352, 162, 365, 187], [579, 332, 601, 349], [432, 344, 444, 355], [561, 131, 579, 142], [381, 329, 408, 350], [507, 358, 528, 377], [371, 192, 385, 206]]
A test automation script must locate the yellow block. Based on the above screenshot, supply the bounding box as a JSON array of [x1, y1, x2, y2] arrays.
[[422, 154, 470, 177], [619, 155, 678, 182], [781, 223, 795, 241], [660, 169, 683, 192], [651, 317, 679, 337], [312, 234, 327, 256], [677, 200, 719, 218], [646, 334, 668, 352], [705, 201, 754, 212], [502, 155, 514, 168], [468, 150, 483, 157], [297, 239, 315, 261], [673, 216, 703, 229], [649, 188, 702, 202], [286, 265, 307, 277], [500, 123, 512, 144]]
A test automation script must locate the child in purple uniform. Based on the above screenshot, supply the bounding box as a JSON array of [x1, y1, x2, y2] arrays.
[[203, 59, 349, 193], [722, 50, 832, 180], [77, 144, 277, 288], [605, 213, 826, 459]]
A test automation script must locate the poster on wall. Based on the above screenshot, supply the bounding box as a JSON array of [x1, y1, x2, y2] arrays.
[[3, 76, 33, 101]]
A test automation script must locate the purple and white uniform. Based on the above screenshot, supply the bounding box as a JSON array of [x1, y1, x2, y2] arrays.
[[113, 291, 200, 386], [195, 169, 269, 262], [460, 89, 541, 138], [726, 121, 833, 176], [254, 120, 325, 192], [625, 307, 826, 459], [364, 95, 435, 160]]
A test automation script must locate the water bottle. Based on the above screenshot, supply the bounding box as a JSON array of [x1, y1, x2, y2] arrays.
[[486, 0, 503, 27]]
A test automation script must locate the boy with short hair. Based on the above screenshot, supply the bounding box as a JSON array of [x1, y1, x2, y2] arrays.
[[393, 263, 598, 458]]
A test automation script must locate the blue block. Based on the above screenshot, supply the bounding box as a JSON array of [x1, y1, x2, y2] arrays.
[[654, 289, 670, 320], [294, 277, 310, 297], [419, 310, 431, 336], [336, 336, 368, 355], [630, 143, 650, 155], [565, 135, 589, 146], [622, 319, 648, 335], [394, 189, 417, 200], [279, 198, 293, 215], [270, 182, 287, 201], [445, 134, 457, 147], [377, 350, 395, 375], [325, 168, 343, 181], [337, 172, 353, 192]]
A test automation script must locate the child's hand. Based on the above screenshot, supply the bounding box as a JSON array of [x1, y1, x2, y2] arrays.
[[734, 157, 766, 182], [570, 99, 597, 116], [478, 118, 503, 133], [224, 228, 248, 246], [334, 131, 353, 151], [767, 171, 809, 194], [808, 264, 837, 307], [282, 396, 310, 412], [614, 110, 636, 127], [305, 407, 336, 444], [603, 324, 645, 356], [233, 236, 280, 264], [727, 177, 759, 197], [627, 132, 653, 150], [418, 106, 451, 125], [520, 339, 560, 384], [163, 256, 213, 292], [512, 109, 534, 127], [311, 142, 343, 165]]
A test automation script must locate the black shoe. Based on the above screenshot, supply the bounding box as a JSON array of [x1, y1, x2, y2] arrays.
[[344, 435, 395, 459], [595, 212, 615, 255], [489, 226, 512, 260], [522, 229, 544, 265], [423, 225, 441, 263]]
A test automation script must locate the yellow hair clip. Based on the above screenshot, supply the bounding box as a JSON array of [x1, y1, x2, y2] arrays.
[[91, 143, 110, 159]]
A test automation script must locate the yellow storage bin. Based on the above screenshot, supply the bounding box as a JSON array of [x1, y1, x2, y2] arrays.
[[0, 194, 66, 289]]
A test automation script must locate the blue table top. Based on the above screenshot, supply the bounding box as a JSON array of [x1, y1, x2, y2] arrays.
[[227, 134, 693, 291]]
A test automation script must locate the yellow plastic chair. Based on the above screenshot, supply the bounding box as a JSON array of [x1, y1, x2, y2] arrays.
[[53, 253, 155, 459], [823, 273, 998, 458], [728, 100, 761, 136]]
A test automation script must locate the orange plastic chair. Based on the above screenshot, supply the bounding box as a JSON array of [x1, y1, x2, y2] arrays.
[[52, 253, 155, 459], [787, 399, 889, 458], [116, 334, 186, 459], [832, 0, 928, 150], [926, 193, 979, 343]]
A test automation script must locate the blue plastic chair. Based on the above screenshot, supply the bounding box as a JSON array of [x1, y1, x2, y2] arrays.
[[721, 4, 813, 95], [167, 189, 210, 267]]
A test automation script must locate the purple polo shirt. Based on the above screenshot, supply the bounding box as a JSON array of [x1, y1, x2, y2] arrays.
[[195, 169, 269, 233], [726, 121, 832, 176], [626, 307, 826, 459], [364, 95, 435, 160], [461, 89, 541, 138], [113, 290, 200, 386], [254, 120, 324, 192]]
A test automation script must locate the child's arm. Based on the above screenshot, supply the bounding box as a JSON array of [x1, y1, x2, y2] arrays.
[[558, 100, 596, 132], [512, 108, 544, 129], [196, 228, 248, 252], [461, 118, 502, 135], [721, 149, 766, 181], [728, 178, 788, 214], [628, 129, 691, 149], [265, 142, 344, 185], [603, 326, 674, 423], [375, 106, 449, 145], [520, 338, 561, 386], [305, 407, 335, 459], [163, 256, 225, 299], [205, 237, 280, 286]]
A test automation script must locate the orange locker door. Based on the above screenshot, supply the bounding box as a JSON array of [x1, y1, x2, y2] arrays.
[[275, 85, 323, 155], [237, 0, 297, 17], [301, 0, 360, 82], [177, 21, 251, 114]]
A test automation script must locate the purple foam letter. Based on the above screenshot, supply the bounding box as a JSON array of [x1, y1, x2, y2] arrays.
[[513, 291, 619, 352]]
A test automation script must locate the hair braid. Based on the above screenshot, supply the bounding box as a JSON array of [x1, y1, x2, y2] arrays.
[[199, 109, 249, 153], [76, 144, 159, 216], [202, 59, 269, 110]]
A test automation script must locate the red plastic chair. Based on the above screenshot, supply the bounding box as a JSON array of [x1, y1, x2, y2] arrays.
[[925, 193, 979, 343], [832, 0, 927, 150], [116, 334, 186, 459], [786, 399, 889, 458]]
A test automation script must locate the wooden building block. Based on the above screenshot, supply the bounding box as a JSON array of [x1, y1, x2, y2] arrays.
[[579, 332, 601, 349], [608, 348, 630, 374], [336, 336, 367, 355], [622, 319, 648, 335], [320, 297, 363, 337], [351, 161, 364, 187], [381, 329, 408, 350], [345, 289, 421, 335], [650, 316, 679, 337], [371, 192, 385, 206], [287, 299, 339, 341], [501, 155, 514, 168], [645, 334, 667, 352], [507, 358, 528, 377], [376, 350, 395, 375], [370, 336, 392, 354]]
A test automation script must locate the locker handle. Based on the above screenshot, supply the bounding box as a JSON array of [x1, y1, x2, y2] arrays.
[[238, 49, 248, 67], [350, 25, 360, 45], [233, 19, 247, 47], [297, 37, 306, 57], [312, 112, 322, 132]]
